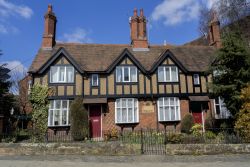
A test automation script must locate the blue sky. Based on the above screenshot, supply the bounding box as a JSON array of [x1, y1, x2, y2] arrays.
[[0, 0, 215, 75]]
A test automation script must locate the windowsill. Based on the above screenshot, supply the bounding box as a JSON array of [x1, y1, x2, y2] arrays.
[[158, 120, 181, 122], [116, 122, 139, 124], [91, 85, 99, 87], [158, 81, 179, 83]]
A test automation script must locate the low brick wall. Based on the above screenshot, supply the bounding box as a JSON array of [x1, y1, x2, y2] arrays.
[[0, 143, 250, 155]]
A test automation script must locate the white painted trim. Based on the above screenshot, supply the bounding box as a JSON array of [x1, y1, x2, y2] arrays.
[[201, 110, 205, 132]]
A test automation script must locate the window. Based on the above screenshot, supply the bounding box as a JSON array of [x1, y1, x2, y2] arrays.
[[28, 80, 32, 95], [214, 97, 231, 119], [115, 98, 139, 123], [116, 66, 137, 82], [158, 97, 180, 121], [158, 66, 178, 82], [48, 100, 71, 126], [91, 74, 99, 86], [50, 66, 74, 83], [193, 74, 200, 85]]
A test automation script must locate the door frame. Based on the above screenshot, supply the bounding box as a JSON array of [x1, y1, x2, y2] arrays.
[[190, 102, 205, 132], [88, 104, 103, 138]]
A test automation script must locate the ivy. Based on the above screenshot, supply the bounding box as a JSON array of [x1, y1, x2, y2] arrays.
[[29, 83, 50, 142]]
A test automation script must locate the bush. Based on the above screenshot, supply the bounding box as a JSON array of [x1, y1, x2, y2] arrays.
[[191, 124, 203, 137], [166, 133, 183, 143], [70, 97, 89, 141], [180, 114, 194, 133], [205, 131, 216, 140], [29, 84, 50, 142]]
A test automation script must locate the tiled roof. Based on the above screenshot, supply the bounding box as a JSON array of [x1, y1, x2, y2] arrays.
[[29, 43, 216, 73]]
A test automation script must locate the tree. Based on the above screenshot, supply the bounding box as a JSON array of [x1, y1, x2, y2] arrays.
[[235, 84, 250, 142], [199, 0, 250, 36], [29, 83, 50, 142], [209, 32, 250, 117], [0, 52, 15, 133], [70, 97, 88, 141]]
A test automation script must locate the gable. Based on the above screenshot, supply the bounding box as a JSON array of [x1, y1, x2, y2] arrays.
[[37, 47, 83, 74]]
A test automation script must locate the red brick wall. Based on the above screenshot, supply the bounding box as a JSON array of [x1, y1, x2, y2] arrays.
[[102, 98, 191, 132]]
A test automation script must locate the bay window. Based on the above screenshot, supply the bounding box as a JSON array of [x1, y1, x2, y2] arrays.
[[158, 97, 180, 121], [158, 66, 178, 82], [50, 66, 74, 83], [115, 98, 139, 123], [48, 100, 71, 126], [116, 66, 137, 82]]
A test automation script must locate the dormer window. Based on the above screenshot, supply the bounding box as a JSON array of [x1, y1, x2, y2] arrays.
[[116, 66, 137, 82], [193, 74, 200, 85], [50, 66, 74, 83], [91, 74, 99, 86], [158, 66, 178, 82]]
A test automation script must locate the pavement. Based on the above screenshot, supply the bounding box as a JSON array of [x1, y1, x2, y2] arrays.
[[0, 154, 249, 167]]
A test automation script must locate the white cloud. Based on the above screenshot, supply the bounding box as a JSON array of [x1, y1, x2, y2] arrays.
[[0, 24, 19, 34], [61, 28, 93, 43], [151, 0, 201, 26], [1, 60, 27, 94], [0, 0, 33, 19], [206, 0, 218, 8]]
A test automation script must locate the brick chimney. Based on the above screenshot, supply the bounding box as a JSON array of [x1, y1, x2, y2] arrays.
[[42, 4, 57, 49], [209, 12, 221, 48], [130, 8, 148, 49]]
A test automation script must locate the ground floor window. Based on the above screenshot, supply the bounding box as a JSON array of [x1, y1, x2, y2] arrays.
[[214, 97, 231, 119], [115, 98, 139, 124], [158, 97, 180, 121], [48, 100, 71, 126]]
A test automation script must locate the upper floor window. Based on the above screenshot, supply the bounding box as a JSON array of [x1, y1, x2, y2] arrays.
[[116, 66, 137, 82], [91, 74, 99, 86], [158, 66, 178, 82], [193, 74, 200, 85], [158, 97, 180, 122], [214, 97, 231, 119], [50, 66, 74, 83], [48, 100, 71, 126], [115, 98, 139, 124]]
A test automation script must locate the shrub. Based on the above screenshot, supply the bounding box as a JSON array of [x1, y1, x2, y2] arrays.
[[204, 114, 215, 130], [180, 114, 194, 133], [70, 97, 89, 141], [29, 84, 50, 142], [205, 131, 216, 140], [235, 84, 250, 143], [191, 124, 203, 137], [166, 133, 183, 144]]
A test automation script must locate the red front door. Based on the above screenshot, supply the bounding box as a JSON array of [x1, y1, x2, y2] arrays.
[[89, 105, 101, 138], [192, 112, 202, 124]]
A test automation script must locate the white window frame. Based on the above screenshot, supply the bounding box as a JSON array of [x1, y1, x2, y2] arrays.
[[116, 66, 137, 83], [91, 74, 99, 86], [115, 98, 139, 124], [193, 74, 200, 85], [158, 66, 179, 82], [157, 97, 181, 122], [50, 66, 74, 83], [214, 97, 231, 119], [48, 100, 71, 126]]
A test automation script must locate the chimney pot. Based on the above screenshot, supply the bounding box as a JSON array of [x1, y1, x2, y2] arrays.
[[133, 8, 138, 16], [140, 9, 144, 16], [48, 4, 52, 13]]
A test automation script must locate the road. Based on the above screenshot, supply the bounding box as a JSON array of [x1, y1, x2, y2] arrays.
[[0, 154, 249, 167]]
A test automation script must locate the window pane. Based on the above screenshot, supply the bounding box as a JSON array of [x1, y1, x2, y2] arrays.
[[117, 108, 122, 123], [116, 67, 122, 82], [216, 105, 220, 114], [159, 107, 164, 121], [166, 67, 170, 81], [193, 74, 199, 85], [122, 108, 127, 122], [92, 74, 98, 86], [134, 107, 138, 122], [170, 98, 175, 106], [130, 67, 137, 82], [62, 109, 67, 125], [170, 107, 175, 120], [176, 106, 180, 120], [66, 67, 74, 82], [122, 99, 126, 107], [116, 99, 121, 108], [128, 108, 133, 122], [59, 67, 65, 82], [171, 67, 178, 81], [158, 67, 164, 82], [50, 101, 54, 109], [158, 98, 163, 106], [165, 107, 170, 121], [51, 67, 58, 82], [54, 109, 60, 125], [128, 99, 133, 107], [62, 100, 68, 109], [49, 110, 53, 126], [124, 67, 129, 81], [55, 100, 61, 109]]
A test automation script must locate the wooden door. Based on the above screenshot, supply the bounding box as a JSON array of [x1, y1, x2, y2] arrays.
[[89, 105, 101, 138]]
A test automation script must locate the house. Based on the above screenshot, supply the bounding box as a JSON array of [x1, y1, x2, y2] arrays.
[[25, 5, 229, 138]]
